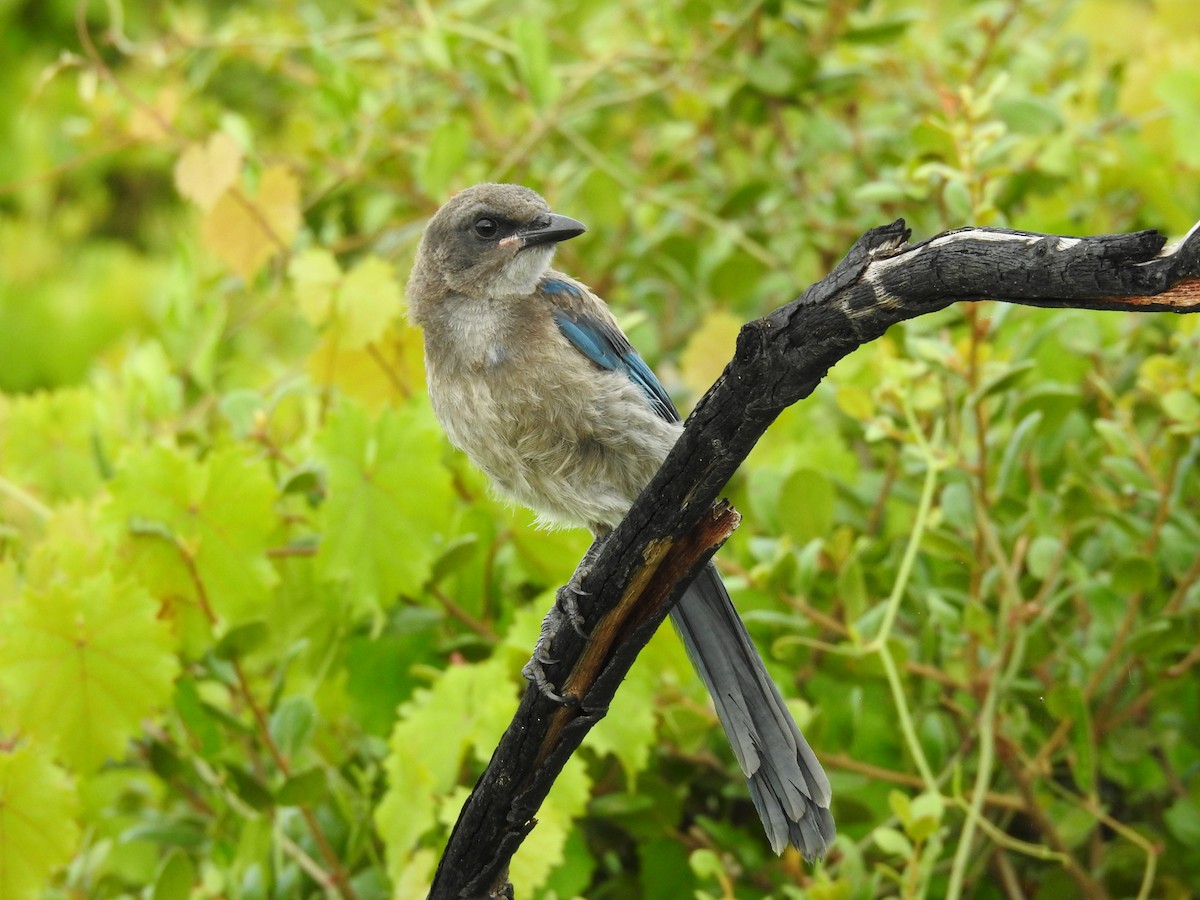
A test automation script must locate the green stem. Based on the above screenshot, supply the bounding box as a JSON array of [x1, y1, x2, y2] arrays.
[[945, 674, 998, 900], [869, 408, 945, 792], [871, 415, 943, 646], [0, 475, 53, 521]]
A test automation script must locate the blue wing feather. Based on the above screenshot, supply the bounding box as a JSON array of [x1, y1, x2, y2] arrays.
[[543, 277, 680, 424]]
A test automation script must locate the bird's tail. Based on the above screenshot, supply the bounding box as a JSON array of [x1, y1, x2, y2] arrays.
[[670, 562, 835, 859]]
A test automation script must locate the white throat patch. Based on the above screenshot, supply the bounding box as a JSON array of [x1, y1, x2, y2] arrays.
[[491, 245, 555, 298]]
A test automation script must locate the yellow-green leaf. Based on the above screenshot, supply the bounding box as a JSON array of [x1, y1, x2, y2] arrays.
[[0, 573, 179, 770], [290, 247, 343, 324], [107, 444, 279, 624], [200, 165, 300, 281], [510, 756, 591, 895], [174, 132, 243, 211], [0, 745, 80, 899], [420, 119, 470, 200], [679, 310, 741, 397], [376, 657, 518, 884], [316, 400, 455, 610], [338, 255, 403, 348], [2, 387, 104, 502], [584, 654, 657, 787]]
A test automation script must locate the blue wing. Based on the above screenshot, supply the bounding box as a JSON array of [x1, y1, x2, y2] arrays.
[[542, 277, 680, 424]]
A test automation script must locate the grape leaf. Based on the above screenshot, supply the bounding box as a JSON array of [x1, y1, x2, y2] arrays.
[[0, 573, 179, 771], [174, 132, 243, 211], [315, 400, 455, 610], [107, 443, 279, 625], [290, 248, 343, 324], [584, 645, 658, 787], [291, 250, 402, 350], [200, 165, 300, 281], [337, 255, 403, 348], [510, 756, 591, 895], [2, 387, 104, 501], [376, 657, 518, 884], [0, 746, 80, 900]]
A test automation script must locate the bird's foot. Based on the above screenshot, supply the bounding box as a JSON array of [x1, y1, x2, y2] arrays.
[[555, 569, 591, 638], [521, 604, 580, 707], [522, 537, 609, 706]]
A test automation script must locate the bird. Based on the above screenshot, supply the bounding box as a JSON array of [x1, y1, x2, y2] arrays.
[[406, 182, 835, 859]]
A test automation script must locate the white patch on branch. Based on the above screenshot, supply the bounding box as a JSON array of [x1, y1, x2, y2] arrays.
[[858, 267, 901, 311]]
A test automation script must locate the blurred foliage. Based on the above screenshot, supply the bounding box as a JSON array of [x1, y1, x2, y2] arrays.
[[0, 0, 1198, 897]]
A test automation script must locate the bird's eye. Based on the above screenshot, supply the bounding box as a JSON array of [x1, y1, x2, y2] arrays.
[[474, 217, 499, 239]]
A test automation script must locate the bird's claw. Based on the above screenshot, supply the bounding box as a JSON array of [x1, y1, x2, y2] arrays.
[[523, 542, 608, 706], [522, 604, 580, 707], [555, 571, 591, 638]]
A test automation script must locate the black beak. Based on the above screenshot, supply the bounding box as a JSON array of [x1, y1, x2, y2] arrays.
[[519, 213, 587, 249]]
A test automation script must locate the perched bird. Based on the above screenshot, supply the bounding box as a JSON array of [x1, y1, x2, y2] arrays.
[[407, 182, 835, 858]]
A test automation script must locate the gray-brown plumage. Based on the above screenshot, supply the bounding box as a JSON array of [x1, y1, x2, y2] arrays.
[[408, 183, 835, 858]]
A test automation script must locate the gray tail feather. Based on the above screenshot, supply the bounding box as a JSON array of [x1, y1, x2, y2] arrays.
[[670, 562, 835, 859]]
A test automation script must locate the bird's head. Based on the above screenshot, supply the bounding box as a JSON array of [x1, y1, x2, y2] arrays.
[[413, 183, 587, 301]]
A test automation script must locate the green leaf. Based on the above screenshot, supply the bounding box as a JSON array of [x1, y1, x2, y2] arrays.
[[316, 400, 455, 611], [1026, 535, 1062, 579], [584, 654, 657, 787], [214, 620, 270, 660], [277, 767, 328, 806], [173, 677, 223, 757], [269, 695, 318, 758], [942, 177, 972, 220], [0, 746, 80, 900], [511, 18, 561, 108], [226, 763, 273, 811], [777, 468, 836, 545], [1046, 684, 1096, 796], [639, 838, 694, 899], [420, 119, 470, 199], [152, 849, 197, 900], [835, 384, 875, 420], [121, 819, 208, 847], [852, 179, 913, 205], [1157, 65, 1200, 167], [107, 443, 280, 624], [0, 573, 179, 771], [843, 15, 915, 45], [1164, 795, 1200, 846], [888, 789, 912, 827], [1161, 388, 1200, 428], [976, 359, 1035, 400], [218, 389, 267, 439], [909, 791, 945, 824], [688, 848, 724, 881], [873, 825, 914, 858], [510, 757, 592, 895], [376, 658, 518, 884], [995, 96, 1064, 135], [1111, 557, 1157, 594], [907, 815, 940, 844], [2, 387, 104, 501], [837, 554, 868, 621]]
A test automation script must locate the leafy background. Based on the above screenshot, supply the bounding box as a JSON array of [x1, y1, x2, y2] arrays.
[[0, 0, 1198, 897]]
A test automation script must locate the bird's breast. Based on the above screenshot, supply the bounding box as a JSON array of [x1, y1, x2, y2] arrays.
[[425, 336, 679, 530]]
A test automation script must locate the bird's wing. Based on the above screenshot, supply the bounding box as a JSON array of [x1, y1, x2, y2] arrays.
[[542, 276, 680, 424]]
